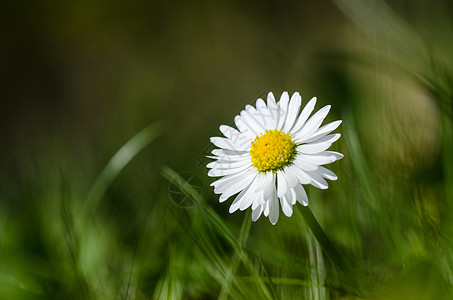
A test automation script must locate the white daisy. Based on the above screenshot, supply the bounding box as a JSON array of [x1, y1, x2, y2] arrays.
[[207, 91, 343, 225]]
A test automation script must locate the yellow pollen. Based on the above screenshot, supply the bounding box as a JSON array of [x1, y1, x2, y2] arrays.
[[249, 129, 297, 173]]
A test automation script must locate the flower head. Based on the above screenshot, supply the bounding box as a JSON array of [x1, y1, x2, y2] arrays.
[[207, 91, 343, 225]]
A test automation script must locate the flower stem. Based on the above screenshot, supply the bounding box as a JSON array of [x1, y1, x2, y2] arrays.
[[300, 206, 346, 271], [299, 206, 363, 296]]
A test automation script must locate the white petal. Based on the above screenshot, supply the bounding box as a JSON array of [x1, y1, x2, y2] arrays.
[[263, 186, 274, 201], [263, 198, 270, 217], [266, 92, 279, 129], [207, 159, 250, 170], [213, 174, 252, 197], [241, 109, 265, 135], [211, 168, 255, 191], [255, 98, 273, 129], [267, 92, 276, 104], [277, 91, 290, 130], [256, 97, 266, 108], [283, 92, 301, 132], [291, 97, 317, 134], [252, 191, 264, 210], [229, 178, 254, 213], [290, 188, 297, 205], [297, 153, 337, 165], [285, 187, 295, 207], [239, 193, 259, 211], [303, 120, 342, 143], [298, 133, 340, 154], [240, 175, 267, 211], [207, 162, 252, 177], [306, 171, 329, 189], [308, 133, 341, 146], [245, 105, 267, 133], [269, 189, 279, 225], [235, 115, 257, 140], [229, 191, 247, 213], [251, 204, 263, 222], [207, 155, 250, 164], [208, 154, 250, 164], [261, 172, 276, 198], [219, 171, 258, 202], [294, 105, 331, 143], [276, 170, 288, 198], [324, 151, 344, 160], [211, 149, 249, 158], [280, 195, 293, 217], [293, 156, 319, 171], [219, 125, 251, 148], [290, 165, 312, 184], [318, 166, 338, 180], [294, 184, 308, 206], [219, 125, 240, 139], [282, 168, 299, 188], [210, 136, 249, 151], [255, 172, 274, 192]]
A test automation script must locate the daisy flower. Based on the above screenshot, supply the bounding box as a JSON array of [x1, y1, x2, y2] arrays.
[[207, 91, 343, 225]]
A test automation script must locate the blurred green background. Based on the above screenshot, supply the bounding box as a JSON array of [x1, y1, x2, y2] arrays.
[[1, 0, 453, 299]]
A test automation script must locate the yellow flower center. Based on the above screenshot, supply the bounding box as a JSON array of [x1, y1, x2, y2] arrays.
[[249, 129, 297, 173]]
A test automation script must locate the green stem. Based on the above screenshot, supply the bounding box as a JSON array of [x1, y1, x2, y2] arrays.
[[300, 206, 363, 296], [300, 206, 347, 272], [85, 121, 163, 224]]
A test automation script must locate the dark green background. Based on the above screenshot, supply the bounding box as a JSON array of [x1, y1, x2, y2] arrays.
[[1, 0, 453, 299]]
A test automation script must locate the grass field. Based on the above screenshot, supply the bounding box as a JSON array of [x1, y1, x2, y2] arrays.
[[1, 0, 453, 299]]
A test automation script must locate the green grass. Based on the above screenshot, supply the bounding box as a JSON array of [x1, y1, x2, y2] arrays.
[[1, 0, 453, 299]]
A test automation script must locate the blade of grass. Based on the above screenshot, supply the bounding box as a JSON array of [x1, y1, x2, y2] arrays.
[[168, 197, 249, 299], [257, 254, 279, 300], [307, 229, 325, 300], [299, 206, 363, 297], [299, 206, 347, 273], [161, 166, 237, 249], [441, 103, 453, 202], [85, 121, 163, 222], [239, 276, 348, 293], [219, 212, 252, 300], [161, 166, 273, 299], [58, 176, 92, 299]]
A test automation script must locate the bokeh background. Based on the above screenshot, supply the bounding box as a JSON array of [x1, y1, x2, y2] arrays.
[[1, 0, 453, 299]]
